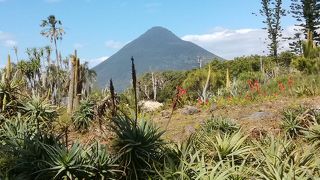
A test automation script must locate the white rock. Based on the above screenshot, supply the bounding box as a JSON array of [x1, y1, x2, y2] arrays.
[[139, 100, 163, 112]]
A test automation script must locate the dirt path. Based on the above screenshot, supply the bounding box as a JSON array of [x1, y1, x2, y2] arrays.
[[152, 96, 320, 142]]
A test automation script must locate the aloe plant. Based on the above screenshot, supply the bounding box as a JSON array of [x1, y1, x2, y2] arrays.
[[72, 99, 95, 132], [201, 116, 240, 135], [111, 115, 164, 179], [303, 124, 320, 148], [19, 95, 58, 133], [35, 143, 89, 179]]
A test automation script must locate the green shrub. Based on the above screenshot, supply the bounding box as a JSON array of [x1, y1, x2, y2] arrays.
[[292, 57, 320, 74]]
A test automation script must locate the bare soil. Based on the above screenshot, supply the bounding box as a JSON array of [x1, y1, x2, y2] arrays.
[[69, 96, 320, 144]]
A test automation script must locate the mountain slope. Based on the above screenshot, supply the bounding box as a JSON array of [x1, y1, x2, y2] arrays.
[[93, 26, 222, 91]]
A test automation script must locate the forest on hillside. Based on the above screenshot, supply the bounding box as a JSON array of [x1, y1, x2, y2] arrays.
[[1, 0, 320, 179]]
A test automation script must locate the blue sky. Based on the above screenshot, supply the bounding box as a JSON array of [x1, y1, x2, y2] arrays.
[[0, 0, 295, 67]]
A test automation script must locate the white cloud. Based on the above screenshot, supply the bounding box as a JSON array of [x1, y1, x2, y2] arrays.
[[4, 40, 17, 47], [105, 40, 124, 49], [86, 56, 109, 68], [182, 26, 297, 59], [0, 31, 17, 48]]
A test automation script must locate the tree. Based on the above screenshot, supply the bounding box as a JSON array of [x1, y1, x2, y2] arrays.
[[288, 32, 304, 55], [40, 15, 65, 68], [260, 0, 286, 57], [291, 0, 320, 43]]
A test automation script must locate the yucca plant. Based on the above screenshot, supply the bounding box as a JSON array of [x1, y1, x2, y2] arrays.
[[72, 99, 95, 132], [111, 115, 164, 179]]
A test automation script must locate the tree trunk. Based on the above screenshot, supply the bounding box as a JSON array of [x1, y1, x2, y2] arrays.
[[202, 66, 211, 102], [151, 72, 157, 100], [54, 36, 60, 69]]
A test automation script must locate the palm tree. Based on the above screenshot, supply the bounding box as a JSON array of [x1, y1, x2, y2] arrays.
[[40, 15, 65, 68], [13, 46, 19, 63], [79, 62, 97, 98]]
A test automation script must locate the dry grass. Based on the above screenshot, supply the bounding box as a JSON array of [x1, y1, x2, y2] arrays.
[[152, 96, 320, 142]]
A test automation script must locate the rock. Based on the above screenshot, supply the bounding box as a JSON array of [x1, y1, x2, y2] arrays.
[[210, 103, 217, 112], [184, 125, 196, 137], [245, 112, 273, 121], [181, 105, 200, 115], [184, 125, 196, 136], [161, 110, 171, 118], [250, 128, 267, 139], [313, 105, 320, 115], [139, 100, 163, 112]]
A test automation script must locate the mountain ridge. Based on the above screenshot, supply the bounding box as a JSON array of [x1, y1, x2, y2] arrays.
[[93, 26, 222, 91]]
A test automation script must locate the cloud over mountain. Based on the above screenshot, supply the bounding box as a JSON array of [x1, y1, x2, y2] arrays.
[[182, 26, 297, 59]]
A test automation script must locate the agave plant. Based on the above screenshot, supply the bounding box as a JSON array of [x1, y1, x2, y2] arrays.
[[72, 99, 95, 132], [111, 115, 164, 179]]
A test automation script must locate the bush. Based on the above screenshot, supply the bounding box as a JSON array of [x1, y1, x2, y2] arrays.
[[292, 57, 320, 74]]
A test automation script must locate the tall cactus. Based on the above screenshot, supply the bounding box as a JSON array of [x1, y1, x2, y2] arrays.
[[2, 55, 12, 111], [226, 68, 231, 92], [73, 55, 80, 111], [6, 55, 11, 80], [67, 51, 76, 114]]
